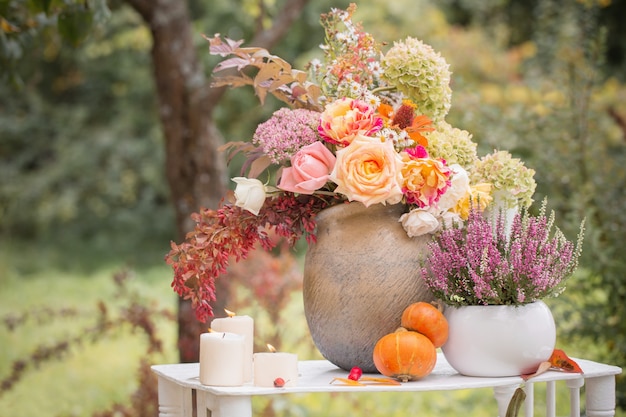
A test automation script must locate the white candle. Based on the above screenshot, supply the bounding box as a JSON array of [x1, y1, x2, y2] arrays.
[[199, 332, 245, 386], [253, 350, 299, 387], [211, 313, 254, 382]]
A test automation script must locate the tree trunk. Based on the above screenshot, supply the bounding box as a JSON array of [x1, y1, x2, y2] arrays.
[[124, 0, 310, 362]]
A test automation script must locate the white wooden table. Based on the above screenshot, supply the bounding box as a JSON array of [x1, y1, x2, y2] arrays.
[[152, 353, 621, 417]]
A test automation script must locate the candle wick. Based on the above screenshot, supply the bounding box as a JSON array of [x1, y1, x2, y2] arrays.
[[222, 333, 225, 339]]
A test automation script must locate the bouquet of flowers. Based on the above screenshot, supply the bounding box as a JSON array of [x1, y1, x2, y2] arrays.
[[166, 4, 538, 322]]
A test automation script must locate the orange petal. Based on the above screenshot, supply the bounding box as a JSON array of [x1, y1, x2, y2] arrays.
[[360, 376, 402, 385], [330, 377, 364, 386]]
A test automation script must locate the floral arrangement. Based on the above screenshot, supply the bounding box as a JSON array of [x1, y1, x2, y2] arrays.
[[421, 201, 585, 306], [166, 4, 540, 322]]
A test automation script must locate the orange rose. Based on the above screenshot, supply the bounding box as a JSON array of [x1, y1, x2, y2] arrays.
[[330, 134, 403, 206], [401, 153, 451, 208]]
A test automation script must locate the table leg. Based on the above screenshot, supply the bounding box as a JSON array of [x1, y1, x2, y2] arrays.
[[198, 391, 253, 417], [566, 377, 584, 417], [157, 376, 193, 417], [494, 384, 520, 417], [585, 375, 617, 417]]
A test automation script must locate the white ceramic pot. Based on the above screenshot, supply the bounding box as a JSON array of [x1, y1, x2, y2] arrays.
[[442, 301, 556, 377]]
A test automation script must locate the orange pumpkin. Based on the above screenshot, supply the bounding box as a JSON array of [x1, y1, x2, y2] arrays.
[[372, 328, 437, 382], [401, 301, 449, 348]]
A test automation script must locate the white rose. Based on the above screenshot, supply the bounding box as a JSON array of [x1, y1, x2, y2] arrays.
[[399, 209, 440, 237], [437, 164, 470, 212], [232, 177, 267, 215]]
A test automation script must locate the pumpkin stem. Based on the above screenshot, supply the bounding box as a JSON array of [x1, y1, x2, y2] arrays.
[[395, 327, 409, 333], [397, 374, 411, 383], [431, 300, 445, 313]]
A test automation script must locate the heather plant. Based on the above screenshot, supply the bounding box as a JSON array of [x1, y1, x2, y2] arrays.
[[421, 201, 585, 306]]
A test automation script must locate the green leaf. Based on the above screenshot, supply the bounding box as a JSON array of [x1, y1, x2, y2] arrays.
[[27, 0, 53, 14], [57, 4, 93, 47], [505, 387, 526, 417]]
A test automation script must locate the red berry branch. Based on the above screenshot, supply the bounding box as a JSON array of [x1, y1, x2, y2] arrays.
[[165, 193, 337, 322]]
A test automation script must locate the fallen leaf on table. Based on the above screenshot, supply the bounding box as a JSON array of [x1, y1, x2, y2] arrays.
[[549, 349, 584, 373], [521, 361, 551, 381], [521, 349, 584, 381]]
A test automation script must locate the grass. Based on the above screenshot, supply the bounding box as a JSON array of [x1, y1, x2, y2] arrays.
[[0, 236, 623, 417], [0, 236, 179, 417]]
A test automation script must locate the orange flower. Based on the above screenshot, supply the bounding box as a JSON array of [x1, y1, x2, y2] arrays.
[[377, 101, 433, 147], [401, 153, 451, 207]]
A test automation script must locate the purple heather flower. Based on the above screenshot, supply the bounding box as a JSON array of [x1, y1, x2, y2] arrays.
[[421, 204, 583, 306], [253, 108, 321, 164]]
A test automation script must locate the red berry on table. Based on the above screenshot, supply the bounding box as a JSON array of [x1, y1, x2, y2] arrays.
[[273, 377, 286, 387], [348, 366, 363, 381]]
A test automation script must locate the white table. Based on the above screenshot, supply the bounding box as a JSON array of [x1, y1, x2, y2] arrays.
[[152, 353, 622, 417]]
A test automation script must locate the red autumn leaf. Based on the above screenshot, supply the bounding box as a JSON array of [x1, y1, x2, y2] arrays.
[[549, 349, 584, 373]]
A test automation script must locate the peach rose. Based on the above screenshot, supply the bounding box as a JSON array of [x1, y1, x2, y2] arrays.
[[330, 134, 403, 206], [278, 142, 336, 194], [318, 98, 383, 146], [400, 153, 451, 208]]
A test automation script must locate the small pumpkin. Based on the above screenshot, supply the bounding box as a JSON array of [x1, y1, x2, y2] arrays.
[[401, 301, 449, 348], [372, 328, 437, 382]]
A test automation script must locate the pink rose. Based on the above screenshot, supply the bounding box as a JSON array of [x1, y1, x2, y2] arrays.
[[330, 134, 403, 206], [318, 98, 383, 146], [278, 142, 336, 194]]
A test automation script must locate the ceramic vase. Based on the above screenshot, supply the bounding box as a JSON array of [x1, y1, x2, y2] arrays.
[[442, 301, 556, 377], [303, 202, 434, 372]]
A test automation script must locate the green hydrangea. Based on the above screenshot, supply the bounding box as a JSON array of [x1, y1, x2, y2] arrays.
[[470, 150, 537, 208], [425, 121, 478, 170], [381, 37, 452, 122]]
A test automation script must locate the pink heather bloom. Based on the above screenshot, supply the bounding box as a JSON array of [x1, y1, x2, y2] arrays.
[[318, 98, 383, 146], [253, 108, 321, 164], [421, 205, 583, 306]]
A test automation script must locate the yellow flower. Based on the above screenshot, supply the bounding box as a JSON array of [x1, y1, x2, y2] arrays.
[[453, 183, 493, 219]]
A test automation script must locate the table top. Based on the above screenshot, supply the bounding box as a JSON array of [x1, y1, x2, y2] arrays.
[[151, 353, 622, 397]]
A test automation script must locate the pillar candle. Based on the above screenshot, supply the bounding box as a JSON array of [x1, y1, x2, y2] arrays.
[[211, 314, 254, 382], [253, 351, 299, 387], [199, 332, 245, 386]]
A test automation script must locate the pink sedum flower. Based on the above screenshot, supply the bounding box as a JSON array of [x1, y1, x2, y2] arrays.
[[253, 108, 321, 164], [400, 152, 452, 208], [278, 142, 336, 194], [318, 98, 383, 146], [330, 134, 403, 207]]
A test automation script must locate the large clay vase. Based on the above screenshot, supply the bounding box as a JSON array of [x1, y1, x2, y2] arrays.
[[303, 202, 435, 372]]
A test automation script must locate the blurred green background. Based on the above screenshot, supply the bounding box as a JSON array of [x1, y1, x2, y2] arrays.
[[1, 0, 625, 416]]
